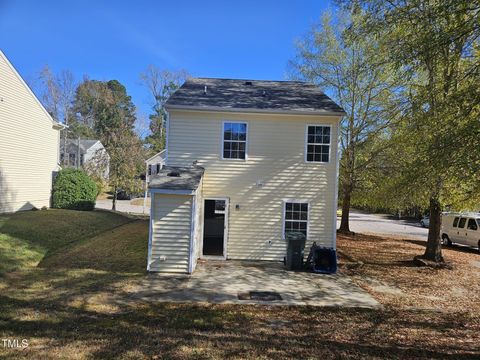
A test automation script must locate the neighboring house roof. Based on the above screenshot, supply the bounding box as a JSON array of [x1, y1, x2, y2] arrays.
[[62, 139, 101, 154], [165, 77, 345, 115], [149, 166, 204, 191], [0, 50, 65, 130], [146, 149, 166, 164]]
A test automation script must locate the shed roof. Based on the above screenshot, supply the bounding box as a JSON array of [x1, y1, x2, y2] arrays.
[[148, 166, 204, 191], [165, 77, 345, 115]]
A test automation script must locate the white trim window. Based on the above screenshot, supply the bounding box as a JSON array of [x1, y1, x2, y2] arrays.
[[284, 202, 309, 238], [306, 125, 331, 163], [222, 122, 247, 160]]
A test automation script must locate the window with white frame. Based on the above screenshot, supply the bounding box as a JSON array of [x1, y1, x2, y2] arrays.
[[223, 122, 247, 159], [68, 153, 76, 167], [306, 125, 331, 163], [284, 202, 309, 238]]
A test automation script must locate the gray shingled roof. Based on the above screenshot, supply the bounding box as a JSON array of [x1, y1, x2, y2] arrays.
[[165, 77, 345, 114], [149, 166, 204, 191], [63, 139, 99, 153]]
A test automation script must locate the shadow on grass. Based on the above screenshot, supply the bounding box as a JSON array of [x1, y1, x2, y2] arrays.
[[0, 266, 478, 360], [405, 239, 480, 256], [0, 209, 140, 275], [0, 254, 479, 359]]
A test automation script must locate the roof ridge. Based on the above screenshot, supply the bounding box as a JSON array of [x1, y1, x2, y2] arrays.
[[190, 77, 310, 84]]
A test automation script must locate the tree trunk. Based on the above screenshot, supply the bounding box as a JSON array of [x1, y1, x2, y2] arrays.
[[112, 185, 117, 211], [338, 182, 352, 234], [423, 196, 443, 262]]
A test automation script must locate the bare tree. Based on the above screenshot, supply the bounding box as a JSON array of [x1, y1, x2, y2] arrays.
[[140, 65, 188, 152], [38, 65, 77, 166], [290, 10, 400, 233]]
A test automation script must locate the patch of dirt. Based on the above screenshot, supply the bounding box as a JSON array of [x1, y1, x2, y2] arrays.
[[338, 233, 480, 312]]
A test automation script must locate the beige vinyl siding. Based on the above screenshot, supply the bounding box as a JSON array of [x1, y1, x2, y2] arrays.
[[192, 181, 203, 266], [149, 193, 192, 273], [0, 52, 60, 213], [167, 110, 340, 261]]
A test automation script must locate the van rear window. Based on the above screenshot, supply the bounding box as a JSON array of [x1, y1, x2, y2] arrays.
[[453, 217, 459, 227], [458, 218, 467, 228], [467, 219, 478, 231]]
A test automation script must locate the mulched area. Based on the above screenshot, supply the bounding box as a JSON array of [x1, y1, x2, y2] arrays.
[[1, 232, 479, 359], [337, 233, 480, 312]]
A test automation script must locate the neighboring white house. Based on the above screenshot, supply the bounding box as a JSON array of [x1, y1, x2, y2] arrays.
[[0, 50, 64, 213], [147, 78, 345, 273], [60, 139, 110, 180], [145, 149, 166, 184], [142, 149, 167, 213]]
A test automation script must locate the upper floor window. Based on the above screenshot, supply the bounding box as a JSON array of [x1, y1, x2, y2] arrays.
[[223, 122, 247, 160], [306, 125, 331, 163]]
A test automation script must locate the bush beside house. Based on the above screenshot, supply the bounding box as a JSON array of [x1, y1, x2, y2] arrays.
[[52, 169, 98, 210]]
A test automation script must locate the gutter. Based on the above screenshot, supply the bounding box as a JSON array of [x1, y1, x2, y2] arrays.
[[165, 104, 346, 117], [53, 122, 68, 130]]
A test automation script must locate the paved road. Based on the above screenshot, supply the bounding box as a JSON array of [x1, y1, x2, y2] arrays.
[[338, 210, 428, 240], [96, 201, 427, 240]]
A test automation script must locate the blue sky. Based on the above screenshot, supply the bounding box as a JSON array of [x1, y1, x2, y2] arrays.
[[0, 0, 331, 118]]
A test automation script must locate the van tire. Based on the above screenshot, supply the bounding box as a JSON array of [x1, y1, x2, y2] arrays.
[[478, 240, 480, 253], [441, 234, 452, 246]]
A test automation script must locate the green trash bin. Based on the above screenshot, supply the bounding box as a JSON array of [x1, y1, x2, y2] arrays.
[[285, 232, 306, 270]]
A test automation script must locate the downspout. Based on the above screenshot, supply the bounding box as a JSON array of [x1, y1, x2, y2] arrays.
[[146, 189, 154, 272], [188, 191, 197, 274], [143, 161, 148, 214], [332, 118, 341, 250], [165, 110, 170, 165]]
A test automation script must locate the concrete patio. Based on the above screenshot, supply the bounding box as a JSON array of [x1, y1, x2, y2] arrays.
[[130, 260, 380, 308]]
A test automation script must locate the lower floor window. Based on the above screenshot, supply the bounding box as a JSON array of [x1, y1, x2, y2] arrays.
[[284, 202, 308, 238]]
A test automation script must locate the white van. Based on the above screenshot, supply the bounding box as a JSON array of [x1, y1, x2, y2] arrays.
[[441, 213, 480, 251]]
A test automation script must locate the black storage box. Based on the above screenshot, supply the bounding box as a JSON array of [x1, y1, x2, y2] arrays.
[[311, 247, 337, 274]]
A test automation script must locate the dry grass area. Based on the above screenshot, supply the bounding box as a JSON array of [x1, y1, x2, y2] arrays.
[[1, 211, 479, 359], [337, 233, 480, 312], [131, 197, 150, 206]]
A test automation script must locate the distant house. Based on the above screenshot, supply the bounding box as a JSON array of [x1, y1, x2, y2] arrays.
[[145, 149, 166, 184], [60, 139, 110, 180], [0, 50, 64, 213], [146, 77, 345, 273]]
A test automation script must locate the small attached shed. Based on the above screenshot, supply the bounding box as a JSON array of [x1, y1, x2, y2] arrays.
[[147, 166, 204, 273]]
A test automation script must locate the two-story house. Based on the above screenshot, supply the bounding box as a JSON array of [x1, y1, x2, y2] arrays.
[[147, 78, 344, 273], [0, 50, 64, 213], [60, 139, 110, 180]]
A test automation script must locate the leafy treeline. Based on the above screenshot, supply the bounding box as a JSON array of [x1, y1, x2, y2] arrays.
[[293, 0, 480, 262], [36, 65, 187, 209]]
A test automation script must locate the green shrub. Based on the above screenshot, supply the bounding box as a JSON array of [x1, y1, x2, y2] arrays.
[[52, 169, 98, 210]]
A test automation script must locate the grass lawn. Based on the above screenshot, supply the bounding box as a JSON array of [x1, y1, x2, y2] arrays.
[[0, 209, 136, 274], [0, 210, 479, 359]]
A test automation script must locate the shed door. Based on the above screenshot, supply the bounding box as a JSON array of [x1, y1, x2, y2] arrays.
[[202, 199, 227, 257]]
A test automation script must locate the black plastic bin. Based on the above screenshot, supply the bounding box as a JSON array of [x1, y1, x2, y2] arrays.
[[284, 232, 306, 270], [311, 247, 337, 274]]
